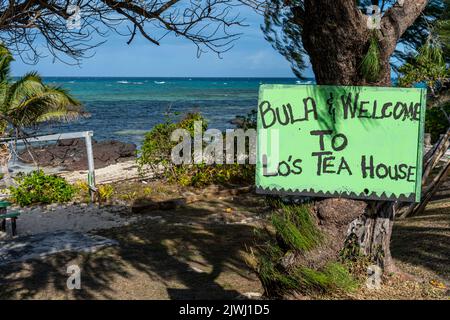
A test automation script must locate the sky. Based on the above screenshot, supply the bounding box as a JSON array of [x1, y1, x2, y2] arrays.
[[11, 7, 310, 78]]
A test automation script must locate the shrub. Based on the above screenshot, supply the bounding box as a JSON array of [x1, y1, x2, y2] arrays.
[[72, 180, 90, 202], [137, 112, 205, 172], [137, 121, 177, 171], [230, 109, 257, 130], [138, 111, 254, 187], [10, 170, 75, 206], [97, 184, 114, 203], [171, 163, 254, 187]]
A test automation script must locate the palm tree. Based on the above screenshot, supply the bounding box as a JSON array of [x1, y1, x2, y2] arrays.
[[0, 44, 83, 185]]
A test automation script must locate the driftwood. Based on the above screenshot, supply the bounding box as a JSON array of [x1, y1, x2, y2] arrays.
[[399, 128, 450, 219], [422, 128, 450, 183], [411, 160, 450, 217]]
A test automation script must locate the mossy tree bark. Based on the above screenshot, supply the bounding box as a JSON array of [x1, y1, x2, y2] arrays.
[[292, 0, 429, 273]]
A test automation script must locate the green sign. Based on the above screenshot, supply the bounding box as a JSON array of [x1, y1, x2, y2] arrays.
[[256, 84, 426, 202]]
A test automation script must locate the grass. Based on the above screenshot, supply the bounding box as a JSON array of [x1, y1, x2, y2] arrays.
[[251, 203, 357, 297], [295, 262, 357, 293], [255, 239, 358, 297], [271, 204, 322, 252]]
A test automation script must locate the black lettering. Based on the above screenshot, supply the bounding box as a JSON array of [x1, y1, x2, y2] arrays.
[[388, 165, 399, 180], [331, 133, 348, 151], [393, 102, 406, 120], [358, 101, 371, 118], [312, 151, 333, 176], [259, 101, 276, 129], [262, 154, 277, 177], [381, 102, 393, 118], [291, 159, 303, 175], [275, 104, 290, 126], [397, 164, 408, 179], [303, 97, 318, 121], [407, 166, 416, 182], [361, 155, 374, 178], [337, 157, 352, 175], [277, 160, 291, 177], [341, 92, 359, 119], [323, 156, 336, 174], [288, 103, 304, 124], [375, 163, 388, 179], [403, 102, 415, 121], [310, 130, 333, 151], [372, 100, 384, 119], [413, 103, 421, 121]]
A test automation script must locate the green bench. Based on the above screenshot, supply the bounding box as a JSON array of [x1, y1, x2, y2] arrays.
[[0, 200, 20, 236]]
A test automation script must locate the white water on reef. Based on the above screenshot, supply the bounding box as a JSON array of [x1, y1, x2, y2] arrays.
[[34, 77, 308, 148]]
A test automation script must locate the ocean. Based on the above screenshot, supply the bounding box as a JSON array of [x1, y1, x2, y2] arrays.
[[36, 77, 311, 147]]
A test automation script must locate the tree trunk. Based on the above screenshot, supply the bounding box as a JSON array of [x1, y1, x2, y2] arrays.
[[294, 0, 429, 272], [347, 201, 397, 273]]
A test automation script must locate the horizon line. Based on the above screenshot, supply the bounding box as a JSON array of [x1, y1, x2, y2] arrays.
[[11, 75, 305, 79]]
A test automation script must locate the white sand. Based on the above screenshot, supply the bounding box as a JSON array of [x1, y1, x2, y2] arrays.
[[0, 161, 163, 239], [59, 160, 157, 184]]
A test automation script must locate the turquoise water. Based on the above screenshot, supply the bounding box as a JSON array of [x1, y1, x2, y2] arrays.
[[37, 77, 311, 147]]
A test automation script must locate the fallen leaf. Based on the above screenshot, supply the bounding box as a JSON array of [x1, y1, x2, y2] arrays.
[[430, 279, 447, 289]]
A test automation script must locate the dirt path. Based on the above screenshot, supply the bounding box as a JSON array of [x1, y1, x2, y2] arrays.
[[0, 193, 448, 300], [0, 194, 267, 299], [392, 200, 450, 283]]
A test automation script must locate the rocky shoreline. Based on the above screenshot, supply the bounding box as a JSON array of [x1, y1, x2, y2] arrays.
[[18, 138, 136, 171]]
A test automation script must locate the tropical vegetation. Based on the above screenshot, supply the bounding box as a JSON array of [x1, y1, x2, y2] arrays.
[[9, 170, 75, 206], [0, 44, 83, 183], [138, 111, 254, 187]]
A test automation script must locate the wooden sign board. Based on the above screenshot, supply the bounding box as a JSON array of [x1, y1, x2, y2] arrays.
[[256, 85, 426, 202]]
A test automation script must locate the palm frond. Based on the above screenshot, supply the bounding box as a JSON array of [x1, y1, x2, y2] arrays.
[[44, 85, 82, 108], [10, 88, 83, 126], [0, 44, 13, 83], [0, 45, 84, 133], [4, 72, 45, 112], [36, 110, 83, 123]]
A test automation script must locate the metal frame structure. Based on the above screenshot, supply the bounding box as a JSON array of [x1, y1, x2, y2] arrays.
[[8, 131, 96, 201]]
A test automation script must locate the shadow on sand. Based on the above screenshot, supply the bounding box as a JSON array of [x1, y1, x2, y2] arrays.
[[0, 201, 263, 299], [391, 206, 450, 281]]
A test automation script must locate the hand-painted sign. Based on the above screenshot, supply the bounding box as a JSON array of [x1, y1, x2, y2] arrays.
[[256, 84, 426, 202]]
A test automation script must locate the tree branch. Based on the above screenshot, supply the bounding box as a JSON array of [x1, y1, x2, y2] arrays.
[[0, 0, 251, 64], [380, 0, 430, 56]]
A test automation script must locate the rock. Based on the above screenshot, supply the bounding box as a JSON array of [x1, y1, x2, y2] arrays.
[[238, 292, 262, 299], [229, 116, 245, 127], [19, 139, 136, 171], [57, 139, 80, 147]]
